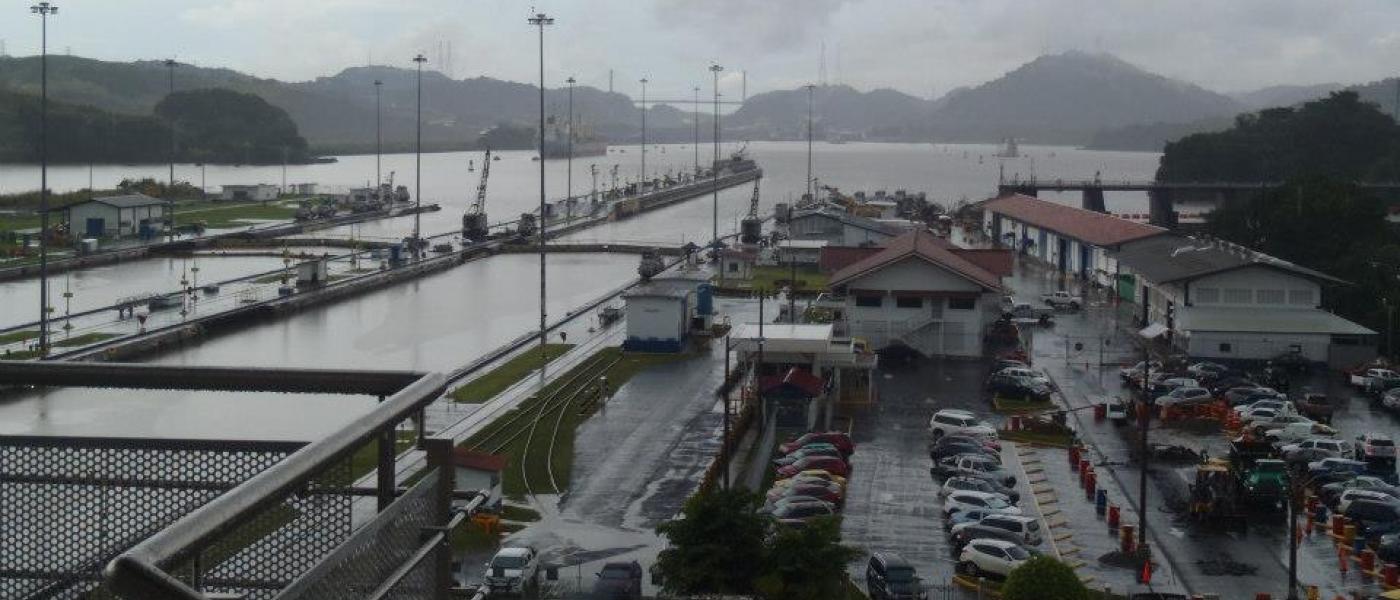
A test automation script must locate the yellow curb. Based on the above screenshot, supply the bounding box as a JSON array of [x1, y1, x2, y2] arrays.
[[1042, 508, 1061, 517], [1031, 484, 1053, 493], [1024, 467, 1044, 474], [1054, 532, 1074, 542]]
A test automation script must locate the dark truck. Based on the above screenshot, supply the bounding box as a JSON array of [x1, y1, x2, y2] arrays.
[[1294, 393, 1334, 424], [592, 561, 643, 599], [1229, 438, 1288, 506]]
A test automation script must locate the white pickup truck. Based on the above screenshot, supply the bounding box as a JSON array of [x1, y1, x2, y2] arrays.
[[1350, 368, 1400, 393], [1040, 291, 1082, 310]]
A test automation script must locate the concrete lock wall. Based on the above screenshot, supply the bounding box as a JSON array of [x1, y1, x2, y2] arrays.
[[1185, 330, 1330, 362]]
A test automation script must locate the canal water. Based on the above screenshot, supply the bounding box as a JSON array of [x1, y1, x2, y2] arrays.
[[0, 142, 1161, 439]]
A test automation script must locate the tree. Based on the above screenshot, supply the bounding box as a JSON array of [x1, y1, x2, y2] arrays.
[[653, 487, 769, 595], [754, 517, 861, 600], [1001, 556, 1088, 600]]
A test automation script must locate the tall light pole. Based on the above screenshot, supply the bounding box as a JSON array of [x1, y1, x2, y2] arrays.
[[639, 77, 648, 188], [805, 84, 815, 201], [566, 75, 575, 217], [412, 53, 426, 256], [529, 12, 554, 365], [710, 64, 723, 250], [31, 1, 57, 356], [164, 58, 177, 241], [693, 85, 701, 175], [374, 79, 383, 197]]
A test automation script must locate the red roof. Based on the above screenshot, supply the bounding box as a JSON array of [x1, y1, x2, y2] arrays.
[[828, 229, 1004, 291], [760, 368, 826, 398], [983, 193, 1167, 247], [952, 248, 1014, 278], [453, 449, 507, 472], [819, 246, 881, 274]]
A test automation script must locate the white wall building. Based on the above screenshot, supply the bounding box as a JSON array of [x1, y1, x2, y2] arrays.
[[828, 230, 1006, 358], [622, 275, 708, 353], [775, 239, 827, 265], [980, 193, 1166, 288], [64, 194, 171, 239], [220, 184, 279, 202], [1112, 234, 1375, 367], [788, 206, 899, 247]]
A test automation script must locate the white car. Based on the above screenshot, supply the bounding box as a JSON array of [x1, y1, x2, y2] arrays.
[[1155, 387, 1212, 407], [1337, 489, 1400, 513], [1266, 422, 1337, 445], [1281, 438, 1353, 462], [1238, 407, 1279, 426], [484, 546, 539, 595], [958, 538, 1032, 579], [1234, 399, 1294, 417], [1248, 413, 1314, 434], [929, 409, 997, 440], [1105, 399, 1129, 423], [950, 513, 1044, 546], [942, 490, 1023, 517]]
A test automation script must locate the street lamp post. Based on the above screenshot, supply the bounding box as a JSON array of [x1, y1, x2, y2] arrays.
[[529, 12, 554, 366], [693, 85, 700, 175], [805, 84, 815, 201], [412, 53, 426, 257], [374, 79, 383, 197], [710, 64, 723, 251], [164, 58, 177, 241], [31, 1, 57, 355], [639, 77, 648, 188], [566, 75, 575, 220]]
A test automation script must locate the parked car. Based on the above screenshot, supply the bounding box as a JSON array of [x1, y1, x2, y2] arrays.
[[1308, 458, 1369, 479], [779, 432, 854, 456], [592, 561, 643, 599], [1359, 434, 1399, 461], [1337, 489, 1400, 513], [1226, 388, 1286, 407], [1155, 387, 1213, 407], [1187, 361, 1230, 381], [772, 501, 836, 525], [761, 496, 838, 515], [1320, 476, 1400, 507], [865, 553, 928, 600], [1351, 368, 1400, 394], [950, 522, 1030, 551], [1222, 385, 1265, 406], [1248, 413, 1314, 436], [1293, 393, 1334, 424], [1106, 398, 1129, 423], [776, 456, 850, 479], [484, 547, 539, 595], [985, 371, 1052, 401], [1265, 422, 1337, 446], [1282, 438, 1354, 463], [933, 433, 1001, 452], [942, 490, 1022, 517], [1383, 387, 1400, 412], [929, 409, 998, 440], [939, 475, 1020, 504], [1344, 499, 1400, 539], [946, 454, 1017, 488], [777, 441, 839, 457], [958, 539, 1032, 579], [774, 445, 844, 466], [779, 469, 847, 487], [1233, 399, 1294, 417], [950, 514, 1043, 546], [1149, 377, 1200, 396], [997, 367, 1053, 388], [1040, 290, 1081, 310], [766, 482, 845, 505], [1120, 361, 1163, 382]]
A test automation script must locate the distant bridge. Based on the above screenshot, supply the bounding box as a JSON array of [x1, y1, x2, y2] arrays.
[[997, 179, 1400, 227]]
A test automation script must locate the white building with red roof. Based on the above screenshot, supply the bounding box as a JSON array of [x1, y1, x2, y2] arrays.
[[981, 193, 1167, 286], [827, 229, 1008, 358]]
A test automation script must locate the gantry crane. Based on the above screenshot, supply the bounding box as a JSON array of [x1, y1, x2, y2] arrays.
[[462, 150, 492, 240], [740, 179, 763, 244]]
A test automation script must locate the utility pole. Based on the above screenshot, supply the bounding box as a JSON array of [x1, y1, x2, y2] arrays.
[[805, 83, 815, 201], [710, 64, 723, 251], [566, 76, 575, 218], [608, 68, 613, 94], [1139, 340, 1150, 551], [164, 58, 177, 241], [32, 1, 57, 356], [413, 53, 427, 257], [530, 12, 554, 367], [693, 86, 701, 175], [374, 79, 383, 196], [639, 77, 648, 187]]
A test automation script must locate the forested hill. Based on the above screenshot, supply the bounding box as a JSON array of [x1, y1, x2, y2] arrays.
[[1156, 91, 1400, 182], [0, 87, 312, 165]]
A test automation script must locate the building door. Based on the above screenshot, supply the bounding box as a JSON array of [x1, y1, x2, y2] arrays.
[[1079, 244, 1092, 279], [1056, 238, 1069, 273], [85, 218, 104, 237]]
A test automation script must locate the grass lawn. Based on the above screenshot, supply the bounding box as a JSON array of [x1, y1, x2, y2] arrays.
[[0, 348, 44, 361], [500, 504, 541, 523], [180, 202, 299, 229], [0, 213, 39, 233], [0, 330, 38, 345], [50, 331, 119, 348], [745, 265, 828, 294], [999, 429, 1075, 448], [450, 518, 525, 554], [449, 344, 573, 403], [460, 346, 688, 498]]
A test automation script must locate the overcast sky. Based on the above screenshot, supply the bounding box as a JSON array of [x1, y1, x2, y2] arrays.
[[3, 0, 1400, 99]]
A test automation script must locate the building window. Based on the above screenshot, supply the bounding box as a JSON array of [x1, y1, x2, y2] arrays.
[[1257, 289, 1286, 304], [727, 262, 739, 273], [1223, 288, 1252, 304], [948, 297, 976, 310], [1218, 343, 1232, 353], [895, 296, 922, 309], [1289, 289, 1315, 306], [1195, 287, 1219, 303], [855, 294, 882, 308]]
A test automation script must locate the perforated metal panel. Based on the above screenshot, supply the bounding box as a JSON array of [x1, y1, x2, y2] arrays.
[[0, 436, 304, 600]]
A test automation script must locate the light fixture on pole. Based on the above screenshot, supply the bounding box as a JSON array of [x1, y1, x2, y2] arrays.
[[693, 85, 700, 175], [164, 58, 178, 241], [566, 75, 575, 220], [709, 63, 723, 251], [529, 12, 554, 365], [412, 53, 426, 257], [805, 83, 815, 201], [31, 1, 57, 356], [374, 79, 383, 198], [639, 77, 648, 187]]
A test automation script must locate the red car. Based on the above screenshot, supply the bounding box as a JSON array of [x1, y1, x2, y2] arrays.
[[777, 456, 850, 479], [779, 432, 854, 457], [772, 483, 845, 506]]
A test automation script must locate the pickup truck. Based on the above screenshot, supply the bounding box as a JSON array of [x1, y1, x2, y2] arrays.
[[1264, 421, 1336, 446], [1294, 393, 1334, 424], [1350, 368, 1400, 393], [1040, 291, 1082, 310]]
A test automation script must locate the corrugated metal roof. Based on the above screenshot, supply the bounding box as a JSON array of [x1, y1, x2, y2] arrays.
[[790, 206, 899, 236], [1179, 307, 1374, 336], [983, 193, 1166, 247], [1113, 234, 1346, 285], [71, 193, 169, 210], [828, 229, 1004, 291]]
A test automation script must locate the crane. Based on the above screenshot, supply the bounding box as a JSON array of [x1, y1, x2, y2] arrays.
[[739, 179, 763, 244], [462, 150, 492, 240]]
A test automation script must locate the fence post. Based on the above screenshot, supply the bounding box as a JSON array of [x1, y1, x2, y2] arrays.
[[424, 436, 455, 600], [376, 395, 396, 511]]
